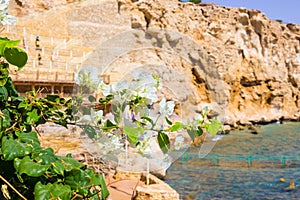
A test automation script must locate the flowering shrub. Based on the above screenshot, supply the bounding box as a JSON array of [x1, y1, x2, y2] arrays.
[[75, 68, 222, 164]]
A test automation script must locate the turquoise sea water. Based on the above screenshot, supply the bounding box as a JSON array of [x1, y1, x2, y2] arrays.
[[165, 122, 300, 199]]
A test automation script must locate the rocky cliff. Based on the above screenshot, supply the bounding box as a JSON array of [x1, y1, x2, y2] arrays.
[[8, 0, 300, 127]]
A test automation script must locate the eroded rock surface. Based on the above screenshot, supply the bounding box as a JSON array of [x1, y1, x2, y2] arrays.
[[117, 0, 300, 126], [8, 0, 300, 126]]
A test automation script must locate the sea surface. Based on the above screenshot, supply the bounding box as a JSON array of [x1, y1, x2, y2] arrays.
[[165, 122, 300, 200]]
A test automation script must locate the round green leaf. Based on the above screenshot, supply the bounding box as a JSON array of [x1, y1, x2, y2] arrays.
[[4, 47, 28, 69]]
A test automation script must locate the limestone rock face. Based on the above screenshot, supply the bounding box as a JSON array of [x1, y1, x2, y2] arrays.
[[117, 0, 300, 126], [8, 0, 300, 126], [9, 0, 78, 16]]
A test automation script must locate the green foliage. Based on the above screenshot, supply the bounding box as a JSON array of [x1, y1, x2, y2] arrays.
[[0, 37, 109, 199], [34, 182, 72, 200]]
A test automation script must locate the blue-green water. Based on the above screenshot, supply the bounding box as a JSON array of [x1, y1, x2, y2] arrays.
[[165, 122, 300, 200]]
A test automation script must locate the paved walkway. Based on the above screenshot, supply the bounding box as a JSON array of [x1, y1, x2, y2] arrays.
[[105, 173, 145, 200]]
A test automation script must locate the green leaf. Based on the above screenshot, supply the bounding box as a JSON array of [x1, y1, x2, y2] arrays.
[[0, 37, 20, 55], [187, 128, 197, 141], [123, 126, 144, 146], [0, 109, 11, 131], [112, 104, 122, 124], [82, 106, 90, 115], [2, 136, 33, 160], [4, 77, 18, 97], [141, 116, 154, 126], [86, 169, 109, 199], [90, 172, 109, 199], [4, 47, 28, 69], [46, 94, 60, 102], [84, 125, 97, 139], [206, 118, 222, 137], [106, 94, 114, 101], [0, 63, 9, 87], [14, 156, 50, 177], [157, 131, 170, 154], [165, 117, 173, 126], [26, 109, 40, 124], [99, 97, 106, 104], [169, 122, 185, 132], [18, 99, 28, 109], [18, 131, 40, 146], [105, 119, 116, 128], [196, 126, 203, 137], [52, 160, 65, 176], [50, 182, 72, 200], [34, 182, 51, 200], [99, 94, 113, 104], [32, 147, 56, 165], [34, 182, 72, 200], [56, 154, 85, 172], [88, 95, 96, 102], [65, 169, 91, 196], [0, 86, 8, 101]]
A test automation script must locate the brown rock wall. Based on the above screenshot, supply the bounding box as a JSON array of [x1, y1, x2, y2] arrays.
[[7, 0, 300, 126], [117, 0, 300, 125]]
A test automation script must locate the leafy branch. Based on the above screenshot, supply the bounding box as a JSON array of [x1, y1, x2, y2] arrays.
[[0, 37, 109, 200], [75, 69, 223, 158]]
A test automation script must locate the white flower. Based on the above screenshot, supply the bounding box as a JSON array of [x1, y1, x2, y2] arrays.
[[174, 135, 185, 150], [77, 115, 92, 124], [0, 0, 16, 25], [139, 87, 158, 104], [136, 136, 153, 157], [159, 98, 175, 116], [98, 81, 111, 96], [96, 134, 124, 156], [90, 109, 103, 122], [114, 80, 130, 94], [130, 72, 159, 104], [76, 108, 103, 125]]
